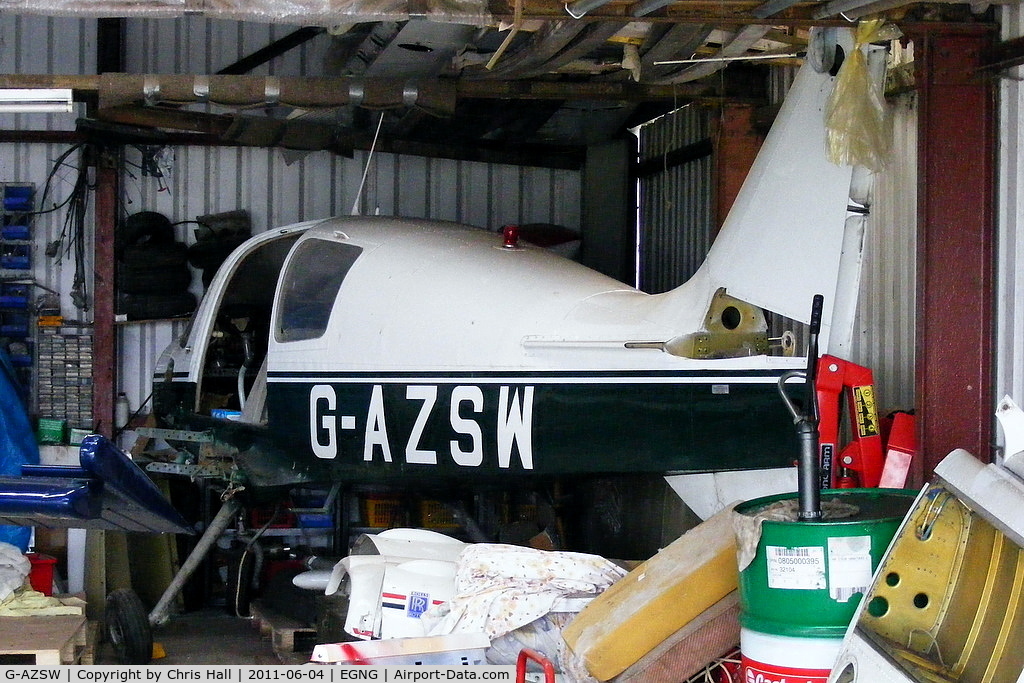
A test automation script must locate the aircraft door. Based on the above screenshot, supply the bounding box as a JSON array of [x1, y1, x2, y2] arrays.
[[193, 234, 301, 420]]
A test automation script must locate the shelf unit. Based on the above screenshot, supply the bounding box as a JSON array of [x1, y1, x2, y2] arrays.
[[36, 323, 94, 430], [0, 183, 35, 406]]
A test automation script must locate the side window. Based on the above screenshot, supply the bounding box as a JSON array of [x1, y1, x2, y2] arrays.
[[276, 239, 362, 342]]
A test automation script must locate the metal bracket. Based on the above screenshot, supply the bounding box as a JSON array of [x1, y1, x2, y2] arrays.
[[146, 461, 223, 478], [135, 427, 214, 443]]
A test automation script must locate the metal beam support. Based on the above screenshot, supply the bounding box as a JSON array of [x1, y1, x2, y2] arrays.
[[217, 27, 325, 75], [0, 73, 720, 105], [92, 153, 118, 438], [911, 27, 997, 483]]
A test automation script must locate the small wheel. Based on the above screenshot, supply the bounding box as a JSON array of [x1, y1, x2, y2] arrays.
[[105, 589, 153, 664]]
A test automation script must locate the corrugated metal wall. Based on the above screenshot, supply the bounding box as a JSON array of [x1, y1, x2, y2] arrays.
[[998, 4, 1024, 433], [848, 93, 918, 416], [0, 15, 93, 131], [634, 67, 801, 296], [635, 103, 712, 294], [123, 17, 333, 76]]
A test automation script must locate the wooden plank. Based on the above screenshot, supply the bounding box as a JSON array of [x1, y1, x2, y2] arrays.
[[0, 616, 87, 664]]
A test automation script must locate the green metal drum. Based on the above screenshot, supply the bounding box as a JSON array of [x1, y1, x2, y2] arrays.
[[735, 488, 916, 638]]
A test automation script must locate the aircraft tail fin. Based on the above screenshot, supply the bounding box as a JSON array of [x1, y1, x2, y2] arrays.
[[692, 40, 870, 356]]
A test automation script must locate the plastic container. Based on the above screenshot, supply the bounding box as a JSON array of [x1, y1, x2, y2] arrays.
[[0, 311, 29, 336], [297, 513, 333, 528], [420, 500, 459, 528], [3, 185, 33, 211], [1, 225, 30, 240], [362, 496, 407, 528], [68, 428, 91, 446], [0, 245, 31, 270], [36, 418, 66, 445], [26, 553, 57, 596]]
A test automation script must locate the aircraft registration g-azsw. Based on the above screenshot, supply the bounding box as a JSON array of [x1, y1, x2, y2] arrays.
[[152, 53, 872, 493]]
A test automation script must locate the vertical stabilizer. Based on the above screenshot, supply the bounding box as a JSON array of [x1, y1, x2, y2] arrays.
[[695, 58, 855, 352]]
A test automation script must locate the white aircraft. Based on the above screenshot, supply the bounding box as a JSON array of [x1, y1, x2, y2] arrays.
[[150, 55, 868, 493]]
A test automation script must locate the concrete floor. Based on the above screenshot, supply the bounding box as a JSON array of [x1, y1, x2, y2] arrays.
[[95, 609, 295, 665]]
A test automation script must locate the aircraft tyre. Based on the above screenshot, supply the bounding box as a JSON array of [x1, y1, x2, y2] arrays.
[[105, 588, 153, 664], [117, 291, 198, 320], [117, 263, 192, 295], [122, 241, 189, 269], [116, 211, 175, 260]]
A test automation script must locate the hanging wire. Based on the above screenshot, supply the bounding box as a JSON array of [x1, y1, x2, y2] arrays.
[[350, 110, 385, 216], [18, 143, 83, 221], [44, 146, 93, 312]]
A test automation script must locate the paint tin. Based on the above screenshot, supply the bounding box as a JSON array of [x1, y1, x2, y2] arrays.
[[740, 627, 843, 683], [735, 488, 915, 637], [735, 488, 914, 680]]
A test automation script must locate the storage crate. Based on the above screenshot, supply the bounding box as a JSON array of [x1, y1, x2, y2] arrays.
[[1, 224, 30, 240], [0, 244, 30, 270], [297, 513, 333, 528], [362, 496, 408, 528], [6, 340, 31, 367], [420, 500, 459, 529], [249, 505, 296, 529], [0, 310, 29, 336], [36, 418, 66, 445], [0, 295, 27, 308], [2, 185, 33, 211]]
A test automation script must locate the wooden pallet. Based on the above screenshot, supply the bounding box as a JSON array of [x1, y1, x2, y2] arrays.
[[249, 600, 317, 662], [78, 622, 103, 665], [0, 615, 88, 664]]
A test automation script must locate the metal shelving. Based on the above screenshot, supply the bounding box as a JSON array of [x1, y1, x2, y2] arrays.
[[0, 183, 36, 408]]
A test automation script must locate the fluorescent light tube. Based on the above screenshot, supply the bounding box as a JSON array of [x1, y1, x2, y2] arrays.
[[0, 89, 74, 113]]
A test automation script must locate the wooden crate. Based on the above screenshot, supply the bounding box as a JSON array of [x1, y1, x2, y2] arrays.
[[0, 615, 88, 664], [249, 600, 317, 663]]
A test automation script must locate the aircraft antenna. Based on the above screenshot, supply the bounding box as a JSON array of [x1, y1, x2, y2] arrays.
[[351, 111, 385, 216]]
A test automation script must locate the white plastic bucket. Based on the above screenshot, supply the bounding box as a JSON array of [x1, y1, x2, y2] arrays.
[[740, 627, 843, 683]]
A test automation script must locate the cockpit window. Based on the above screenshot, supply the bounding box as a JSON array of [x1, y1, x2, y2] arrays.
[[275, 239, 362, 342]]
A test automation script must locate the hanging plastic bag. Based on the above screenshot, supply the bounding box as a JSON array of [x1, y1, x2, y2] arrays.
[[825, 19, 902, 172]]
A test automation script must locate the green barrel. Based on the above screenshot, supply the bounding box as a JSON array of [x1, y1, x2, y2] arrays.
[[735, 488, 916, 638]]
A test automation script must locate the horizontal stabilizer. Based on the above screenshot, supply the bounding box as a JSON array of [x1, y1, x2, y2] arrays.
[[0, 434, 192, 535]]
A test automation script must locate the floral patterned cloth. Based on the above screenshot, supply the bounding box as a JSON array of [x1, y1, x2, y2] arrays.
[[424, 543, 626, 639]]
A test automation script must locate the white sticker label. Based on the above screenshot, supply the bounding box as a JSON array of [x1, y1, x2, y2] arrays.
[[827, 535, 873, 602], [765, 545, 826, 590]]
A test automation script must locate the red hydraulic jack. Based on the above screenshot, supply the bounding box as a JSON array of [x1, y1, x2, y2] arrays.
[[815, 354, 885, 489]]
